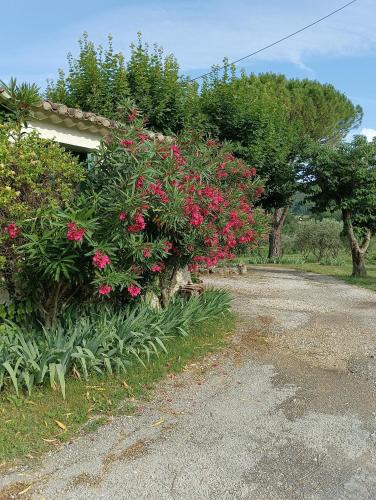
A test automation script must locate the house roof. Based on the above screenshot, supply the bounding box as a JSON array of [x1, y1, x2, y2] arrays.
[[0, 87, 116, 130], [0, 87, 168, 143], [35, 99, 118, 129]]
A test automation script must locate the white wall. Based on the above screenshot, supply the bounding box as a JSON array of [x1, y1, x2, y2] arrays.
[[25, 119, 103, 151]]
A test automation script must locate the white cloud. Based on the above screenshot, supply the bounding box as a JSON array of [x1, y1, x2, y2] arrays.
[[361, 128, 376, 141]]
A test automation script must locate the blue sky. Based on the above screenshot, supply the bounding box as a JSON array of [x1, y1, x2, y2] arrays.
[[1, 0, 375, 138]]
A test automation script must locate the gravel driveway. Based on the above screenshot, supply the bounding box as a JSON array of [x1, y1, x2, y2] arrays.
[[1, 266, 376, 499]]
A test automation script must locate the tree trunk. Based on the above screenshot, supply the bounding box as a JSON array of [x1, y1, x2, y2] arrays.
[[159, 266, 191, 307], [351, 249, 367, 277], [268, 227, 282, 260], [268, 207, 289, 260], [342, 209, 372, 278]]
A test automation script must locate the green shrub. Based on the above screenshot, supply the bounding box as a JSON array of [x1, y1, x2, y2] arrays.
[[293, 219, 343, 262], [0, 289, 231, 399], [0, 122, 84, 222], [0, 120, 85, 302]]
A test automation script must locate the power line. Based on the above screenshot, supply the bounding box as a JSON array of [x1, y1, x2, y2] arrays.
[[190, 0, 359, 82]]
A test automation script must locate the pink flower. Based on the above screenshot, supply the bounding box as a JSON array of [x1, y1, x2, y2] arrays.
[[98, 284, 112, 296], [66, 222, 85, 242], [128, 109, 139, 121], [4, 223, 20, 239], [143, 248, 152, 258], [190, 213, 204, 227], [151, 262, 164, 273], [119, 211, 127, 221], [128, 213, 146, 233], [128, 285, 141, 297], [149, 182, 169, 204], [135, 176, 146, 190], [93, 250, 111, 269], [120, 139, 135, 150], [188, 263, 199, 272], [163, 241, 173, 252], [137, 133, 150, 142]]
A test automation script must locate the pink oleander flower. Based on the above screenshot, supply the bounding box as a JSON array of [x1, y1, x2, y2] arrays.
[[4, 223, 20, 239], [66, 222, 85, 242], [93, 250, 111, 269], [188, 263, 199, 272], [128, 109, 140, 121], [149, 182, 169, 204], [137, 133, 150, 142], [151, 262, 164, 273], [143, 248, 152, 258], [119, 139, 135, 150], [128, 284, 141, 297], [128, 213, 146, 233], [163, 241, 173, 252], [119, 211, 127, 221], [135, 176, 146, 190], [98, 284, 112, 296]]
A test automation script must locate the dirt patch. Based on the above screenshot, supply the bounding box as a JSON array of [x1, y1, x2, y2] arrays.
[[69, 439, 150, 491], [0, 481, 34, 500], [103, 439, 148, 466]]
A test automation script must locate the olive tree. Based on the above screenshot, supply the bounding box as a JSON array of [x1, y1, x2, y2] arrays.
[[303, 135, 376, 276]]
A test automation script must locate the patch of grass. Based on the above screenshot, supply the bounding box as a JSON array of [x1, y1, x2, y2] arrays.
[[0, 313, 234, 465], [282, 261, 376, 293]]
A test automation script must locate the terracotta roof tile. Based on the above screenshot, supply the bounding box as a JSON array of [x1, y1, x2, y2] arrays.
[[1, 88, 170, 141]]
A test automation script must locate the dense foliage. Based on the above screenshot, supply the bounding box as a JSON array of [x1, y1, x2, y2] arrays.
[[0, 124, 84, 222], [46, 33, 197, 133], [45, 34, 364, 263], [293, 219, 343, 262], [0, 289, 231, 398], [0, 121, 84, 300], [1, 107, 266, 323], [303, 135, 376, 276], [198, 70, 363, 258]]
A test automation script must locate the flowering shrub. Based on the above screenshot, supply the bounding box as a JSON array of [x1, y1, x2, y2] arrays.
[[0, 122, 84, 303], [2, 111, 266, 321], [79, 117, 267, 303]]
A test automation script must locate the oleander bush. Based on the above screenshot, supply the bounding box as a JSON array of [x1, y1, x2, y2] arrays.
[[0, 119, 85, 302], [2, 105, 267, 322]]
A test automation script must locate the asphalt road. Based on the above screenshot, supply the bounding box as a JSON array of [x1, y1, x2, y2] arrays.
[[1, 267, 376, 499]]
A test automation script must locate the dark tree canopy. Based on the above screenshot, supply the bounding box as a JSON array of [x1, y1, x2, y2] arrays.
[[197, 68, 362, 258], [199, 70, 363, 210]]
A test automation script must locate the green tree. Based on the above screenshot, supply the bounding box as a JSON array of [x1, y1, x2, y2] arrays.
[[46, 33, 197, 133], [199, 70, 362, 259], [0, 78, 40, 125], [46, 33, 129, 119], [304, 135, 376, 277], [126, 34, 198, 132]]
